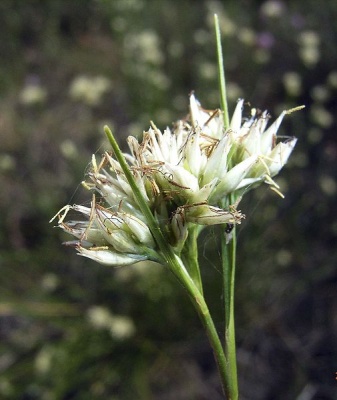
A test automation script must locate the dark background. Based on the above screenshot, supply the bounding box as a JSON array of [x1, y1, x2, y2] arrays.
[[1, 1, 336, 399]]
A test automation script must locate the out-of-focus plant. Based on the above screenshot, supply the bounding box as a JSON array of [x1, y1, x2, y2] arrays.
[[51, 15, 303, 398], [69, 75, 112, 106]]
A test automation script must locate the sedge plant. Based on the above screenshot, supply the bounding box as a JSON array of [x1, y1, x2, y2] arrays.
[[51, 15, 303, 399]]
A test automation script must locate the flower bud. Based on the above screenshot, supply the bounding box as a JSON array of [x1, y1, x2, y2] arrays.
[[171, 209, 188, 245], [183, 203, 244, 226]]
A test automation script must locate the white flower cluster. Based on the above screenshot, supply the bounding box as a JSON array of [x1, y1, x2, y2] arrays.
[[52, 95, 299, 266]]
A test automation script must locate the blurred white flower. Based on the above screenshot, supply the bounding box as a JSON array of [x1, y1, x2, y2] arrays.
[[35, 347, 53, 375], [108, 315, 136, 340], [124, 30, 164, 65], [283, 72, 302, 97], [87, 306, 135, 340], [298, 31, 320, 47], [327, 71, 337, 88], [310, 85, 330, 102], [298, 31, 321, 67], [0, 154, 16, 172], [19, 84, 47, 105], [319, 175, 336, 196], [260, 1, 285, 18], [226, 82, 244, 101], [40, 273, 59, 292], [311, 105, 333, 128], [199, 62, 217, 80], [299, 46, 320, 67], [60, 139, 78, 159], [69, 75, 112, 106], [238, 28, 256, 46]]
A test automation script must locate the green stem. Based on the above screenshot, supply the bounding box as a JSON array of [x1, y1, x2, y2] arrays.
[[214, 14, 230, 130], [181, 225, 203, 295], [221, 228, 238, 398], [215, 13, 239, 398], [227, 232, 238, 398], [221, 196, 238, 400], [104, 125, 235, 398], [170, 255, 233, 398]]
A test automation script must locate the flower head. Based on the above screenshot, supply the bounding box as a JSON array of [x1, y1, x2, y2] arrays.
[[51, 94, 301, 266]]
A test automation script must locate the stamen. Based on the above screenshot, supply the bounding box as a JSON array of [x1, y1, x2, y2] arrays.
[[270, 186, 285, 198], [264, 174, 280, 189], [49, 205, 71, 223], [285, 105, 305, 115], [258, 155, 271, 176]]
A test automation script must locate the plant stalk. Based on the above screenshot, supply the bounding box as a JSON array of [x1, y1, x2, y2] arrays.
[[221, 224, 238, 399], [105, 125, 236, 398], [214, 14, 230, 129], [181, 225, 203, 295], [215, 13, 239, 398], [170, 254, 235, 398]]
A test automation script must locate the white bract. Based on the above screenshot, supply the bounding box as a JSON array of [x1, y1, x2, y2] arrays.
[[51, 94, 300, 266]]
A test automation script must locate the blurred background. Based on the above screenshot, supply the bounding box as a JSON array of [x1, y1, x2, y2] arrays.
[[0, 0, 336, 399]]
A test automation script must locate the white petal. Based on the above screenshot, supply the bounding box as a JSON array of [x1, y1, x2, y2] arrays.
[[202, 135, 230, 183], [77, 246, 147, 266], [122, 213, 155, 247], [189, 94, 222, 137], [127, 136, 141, 160], [230, 99, 244, 136], [190, 178, 218, 203], [163, 128, 180, 164], [94, 178, 143, 218], [95, 211, 131, 250], [133, 170, 150, 202], [62, 221, 106, 246], [211, 155, 258, 201], [72, 205, 92, 217], [240, 119, 262, 157], [108, 230, 143, 253], [116, 173, 134, 198], [260, 111, 286, 154], [165, 164, 200, 193], [96, 208, 124, 230], [185, 130, 203, 176], [235, 177, 261, 190], [189, 93, 202, 129], [268, 138, 297, 176], [147, 128, 165, 161]]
